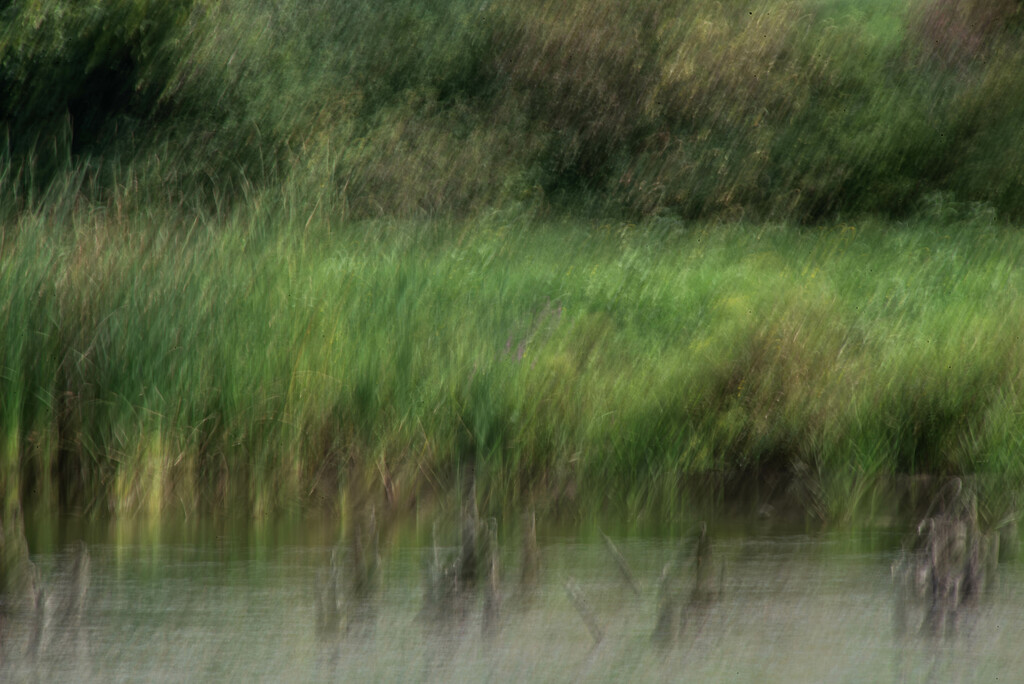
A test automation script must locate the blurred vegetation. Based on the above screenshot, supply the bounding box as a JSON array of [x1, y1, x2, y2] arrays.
[[1, 0, 1023, 221], [3, 207, 1024, 522], [3, 0, 1024, 522]]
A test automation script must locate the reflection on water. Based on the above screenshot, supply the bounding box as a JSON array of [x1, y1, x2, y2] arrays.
[[1, 514, 1023, 682]]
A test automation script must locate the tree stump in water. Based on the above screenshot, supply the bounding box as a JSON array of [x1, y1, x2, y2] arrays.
[[893, 478, 1006, 640], [0, 502, 43, 665], [481, 519, 501, 640], [652, 521, 722, 649]]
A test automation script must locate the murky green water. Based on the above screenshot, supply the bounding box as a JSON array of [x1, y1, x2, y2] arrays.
[[2, 518, 1022, 683]]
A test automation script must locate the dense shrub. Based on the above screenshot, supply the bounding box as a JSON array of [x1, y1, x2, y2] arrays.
[[3, 0, 1024, 222]]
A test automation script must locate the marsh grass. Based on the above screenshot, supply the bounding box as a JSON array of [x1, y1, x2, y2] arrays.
[[3, 202, 1024, 522], [4, 0, 1024, 522]]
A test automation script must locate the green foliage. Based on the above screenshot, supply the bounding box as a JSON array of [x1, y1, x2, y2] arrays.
[[4, 0, 1024, 522], [0, 0, 193, 149], [4, 0, 1024, 221], [4, 208, 1024, 520]]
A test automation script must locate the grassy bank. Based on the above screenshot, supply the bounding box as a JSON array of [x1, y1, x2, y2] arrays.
[[3, 0, 1024, 523], [3, 205, 1024, 522]]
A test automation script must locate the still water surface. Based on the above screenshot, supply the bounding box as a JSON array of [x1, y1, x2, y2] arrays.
[[3, 519, 1022, 683]]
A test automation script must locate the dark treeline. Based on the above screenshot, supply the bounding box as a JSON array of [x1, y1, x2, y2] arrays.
[[3, 0, 1024, 223]]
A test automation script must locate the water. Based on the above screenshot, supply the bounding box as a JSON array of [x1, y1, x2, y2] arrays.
[[3, 520, 1023, 683]]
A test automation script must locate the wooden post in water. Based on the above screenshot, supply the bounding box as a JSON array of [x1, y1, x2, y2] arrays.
[[520, 509, 540, 599], [315, 547, 342, 638], [482, 518, 501, 640], [418, 521, 443, 624], [600, 530, 641, 597], [344, 503, 380, 637], [24, 564, 43, 660], [910, 477, 994, 639], [564, 577, 603, 646], [654, 521, 719, 644], [0, 500, 44, 664], [1, 447, 30, 661], [692, 522, 712, 600], [418, 518, 463, 627], [50, 540, 90, 658], [459, 474, 480, 592], [651, 561, 680, 650]]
